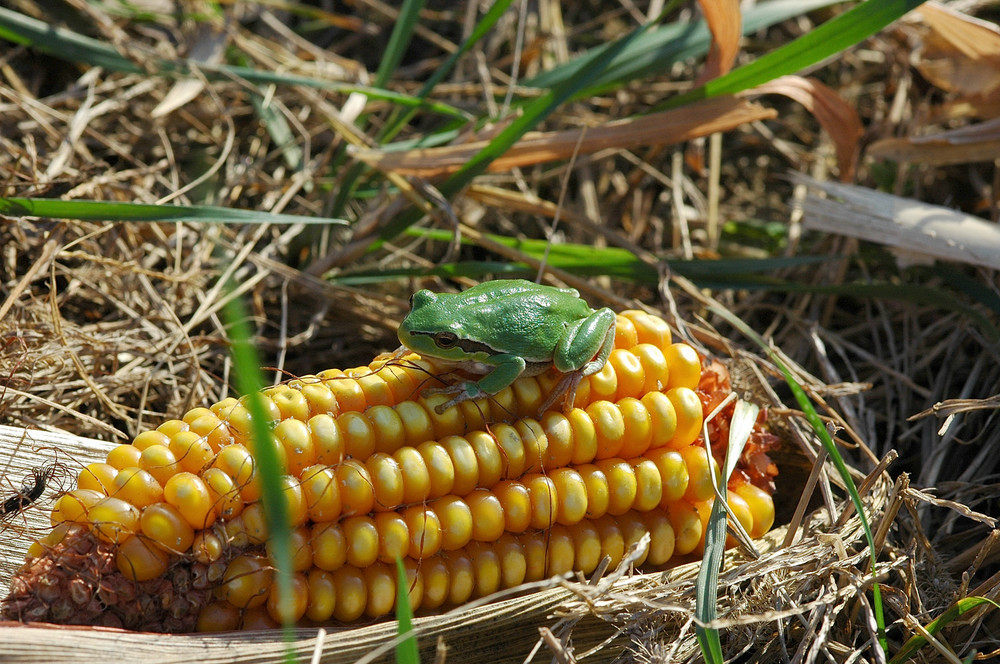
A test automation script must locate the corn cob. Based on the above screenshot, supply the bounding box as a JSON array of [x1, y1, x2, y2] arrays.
[[1, 310, 778, 631]]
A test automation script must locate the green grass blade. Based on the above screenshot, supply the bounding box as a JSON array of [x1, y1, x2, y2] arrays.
[[710, 304, 888, 655], [695, 400, 758, 664], [373, 0, 426, 89], [522, 0, 840, 97], [0, 7, 466, 120], [0, 6, 141, 72], [0, 197, 346, 225], [394, 558, 420, 664], [666, 0, 925, 108], [374, 12, 668, 243], [889, 597, 1000, 664], [222, 292, 295, 652]]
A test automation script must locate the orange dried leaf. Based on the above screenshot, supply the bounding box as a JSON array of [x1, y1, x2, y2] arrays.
[[696, 0, 742, 84]]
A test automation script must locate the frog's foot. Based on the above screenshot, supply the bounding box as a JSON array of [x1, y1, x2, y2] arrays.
[[424, 381, 484, 414], [538, 370, 585, 415]]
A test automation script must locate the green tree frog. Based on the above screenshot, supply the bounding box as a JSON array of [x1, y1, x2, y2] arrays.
[[397, 279, 616, 413]]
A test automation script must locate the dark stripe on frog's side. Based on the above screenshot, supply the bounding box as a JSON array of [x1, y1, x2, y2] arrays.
[[409, 330, 552, 374]]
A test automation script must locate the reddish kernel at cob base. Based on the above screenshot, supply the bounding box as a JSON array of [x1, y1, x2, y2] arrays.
[[1, 310, 778, 631]]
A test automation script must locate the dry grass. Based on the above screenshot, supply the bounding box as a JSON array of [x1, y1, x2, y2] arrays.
[[2, 1, 999, 662]]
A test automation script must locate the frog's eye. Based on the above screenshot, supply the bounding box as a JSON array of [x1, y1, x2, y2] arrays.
[[434, 331, 459, 348]]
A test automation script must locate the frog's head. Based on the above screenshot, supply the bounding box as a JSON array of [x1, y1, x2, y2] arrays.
[[397, 289, 469, 362]]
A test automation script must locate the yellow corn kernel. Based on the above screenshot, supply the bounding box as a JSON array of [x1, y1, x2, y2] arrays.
[[331, 566, 367, 622], [546, 525, 577, 576], [325, 376, 367, 415], [633, 344, 670, 394], [267, 525, 313, 572], [202, 467, 243, 520], [616, 397, 653, 458], [620, 310, 672, 349], [539, 411, 573, 469], [641, 391, 678, 449], [631, 458, 664, 512], [491, 423, 527, 480], [156, 419, 189, 438], [493, 480, 531, 533], [372, 361, 423, 406], [265, 385, 309, 422], [131, 429, 170, 451], [220, 554, 272, 609], [523, 474, 557, 530], [588, 401, 626, 460], [512, 376, 544, 415], [77, 462, 117, 495], [608, 348, 645, 400], [211, 444, 260, 503], [725, 491, 754, 545], [442, 551, 475, 606], [364, 563, 397, 618], [467, 542, 501, 598], [418, 441, 456, 499], [140, 502, 194, 553], [355, 371, 395, 409], [266, 571, 309, 624], [301, 464, 341, 522], [575, 464, 610, 519], [465, 489, 505, 543], [595, 459, 637, 516], [335, 460, 375, 517], [310, 521, 347, 571], [566, 408, 598, 465], [366, 405, 406, 453], [397, 399, 435, 447], [549, 467, 588, 526], [664, 343, 701, 391], [273, 418, 315, 477], [197, 601, 241, 632], [106, 444, 142, 470], [516, 419, 548, 475], [341, 516, 379, 568], [495, 534, 527, 589], [241, 607, 278, 630], [679, 445, 721, 503], [88, 496, 140, 544], [465, 431, 503, 489], [111, 467, 164, 508], [392, 446, 431, 504], [365, 452, 404, 511], [402, 505, 442, 559], [665, 387, 704, 449], [373, 511, 410, 564], [433, 495, 473, 551], [569, 521, 602, 574], [645, 448, 689, 505], [304, 569, 337, 622], [308, 414, 344, 466], [643, 510, 676, 566], [586, 360, 618, 404], [617, 512, 650, 566], [167, 430, 215, 475], [50, 489, 104, 527], [613, 313, 639, 349], [299, 381, 338, 419], [593, 516, 626, 569], [337, 411, 376, 460], [164, 471, 215, 530], [187, 413, 233, 452], [519, 532, 546, 582], [666, 500, 703, 556], [440, 436, 480, 496], [732, 482, 775, 538], [116, 535, 170, 581], [192, 531, 225, 565], [239, 503, 269, 544], [419, 557, 450, 610]]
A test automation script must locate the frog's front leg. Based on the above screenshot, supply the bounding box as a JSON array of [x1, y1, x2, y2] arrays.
[[541, 308, 617, 412], [426, 353, 527, 413]]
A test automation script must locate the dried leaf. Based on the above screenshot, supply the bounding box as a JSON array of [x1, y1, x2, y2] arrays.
[[915, 1, 1000, 97], [151, 24, 228, 118], [868, 117, 1000, 165], [751, 75, 862, 181], [696, 0, 742, 84], [350, 97, 776, 177]]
